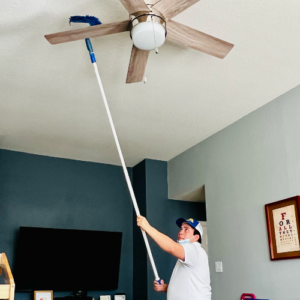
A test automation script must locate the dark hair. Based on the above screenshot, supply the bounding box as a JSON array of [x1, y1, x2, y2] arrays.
[[194, 228, 202, 244]]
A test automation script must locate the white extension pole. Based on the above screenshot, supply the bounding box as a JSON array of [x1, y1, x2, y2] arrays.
[[92, 62, 160, 282]]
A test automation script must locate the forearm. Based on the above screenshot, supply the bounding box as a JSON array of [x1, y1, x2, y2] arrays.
[[146, 226, 178, 254]]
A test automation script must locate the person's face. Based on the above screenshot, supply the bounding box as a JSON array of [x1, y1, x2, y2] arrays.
[[177, 222, 195, 241]]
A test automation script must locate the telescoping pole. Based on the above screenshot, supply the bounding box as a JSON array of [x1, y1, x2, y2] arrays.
[[85, 38, 161, 284]]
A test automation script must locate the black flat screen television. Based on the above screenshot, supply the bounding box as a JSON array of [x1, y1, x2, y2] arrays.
[[15, 227, 122, 291]]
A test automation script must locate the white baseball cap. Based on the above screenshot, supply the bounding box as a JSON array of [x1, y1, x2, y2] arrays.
[[176, 217, 203, 238]]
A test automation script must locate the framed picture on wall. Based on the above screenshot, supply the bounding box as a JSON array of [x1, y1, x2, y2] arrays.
[[265, 196, 300, 260], [34, 291, 53, 300]]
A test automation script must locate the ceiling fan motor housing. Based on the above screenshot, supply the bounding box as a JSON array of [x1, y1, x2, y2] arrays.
[[130, 7, 167, 51]]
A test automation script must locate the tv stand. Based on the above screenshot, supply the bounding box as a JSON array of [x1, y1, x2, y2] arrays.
[[72, 291, 88, 298], [54, 291, 94, 300], [54, 296, 94, 300]]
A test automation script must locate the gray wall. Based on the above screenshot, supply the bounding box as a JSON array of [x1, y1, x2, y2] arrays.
[[168, 85, 300, 300], [0, 150, 133, 300]]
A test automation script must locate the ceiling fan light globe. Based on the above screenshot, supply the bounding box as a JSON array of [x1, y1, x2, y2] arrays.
[[131, 22, 165, 51]]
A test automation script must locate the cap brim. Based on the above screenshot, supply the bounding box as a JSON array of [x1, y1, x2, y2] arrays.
[[176, 218, 188, 228], [176, 218, 197, 230]]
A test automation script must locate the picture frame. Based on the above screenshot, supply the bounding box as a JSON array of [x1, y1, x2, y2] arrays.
[[265, 196, 300, 260], [34, 291, 53, 300]]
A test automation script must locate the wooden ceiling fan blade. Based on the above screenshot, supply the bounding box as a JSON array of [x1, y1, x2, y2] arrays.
[[154, 0, 200, 20], [119, 0, 150, 14], [126, 45, 149, 83], [45, 20, 130, 45], [166, 20, 234, 58]]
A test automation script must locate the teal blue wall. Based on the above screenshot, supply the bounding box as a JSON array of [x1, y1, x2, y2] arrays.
[[0, 150, 207, 300], [132, 160, 148, 300], [168, 85, 300, 300], [0, 150, 133, 300]]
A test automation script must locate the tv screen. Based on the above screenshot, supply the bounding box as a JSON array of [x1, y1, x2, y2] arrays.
[[15, 227, 122, 291]]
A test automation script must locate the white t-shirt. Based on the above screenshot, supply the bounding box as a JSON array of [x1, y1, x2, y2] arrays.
[[167, 242, 211, 300]]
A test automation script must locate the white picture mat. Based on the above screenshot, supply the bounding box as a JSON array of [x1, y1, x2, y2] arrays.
[[35, 291, 52, 300], [273, 204, 300, 253]]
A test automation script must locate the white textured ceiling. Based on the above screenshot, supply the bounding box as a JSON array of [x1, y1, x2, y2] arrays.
[[1, 0, 300, 166]]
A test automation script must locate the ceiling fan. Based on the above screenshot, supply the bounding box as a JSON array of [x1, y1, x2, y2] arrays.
[[45, 0, 234, 84]]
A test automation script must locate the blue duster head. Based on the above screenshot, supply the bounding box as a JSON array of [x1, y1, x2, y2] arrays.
[[69, 15, 101, 63], [69, 15, 101, 26]]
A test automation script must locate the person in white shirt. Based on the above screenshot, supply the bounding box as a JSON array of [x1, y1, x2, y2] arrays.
[[137, 216, 211, 300]]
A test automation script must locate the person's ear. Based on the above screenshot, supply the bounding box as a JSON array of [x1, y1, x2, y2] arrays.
[[194, 234, 200, 242], [190, 235, 199, 243]]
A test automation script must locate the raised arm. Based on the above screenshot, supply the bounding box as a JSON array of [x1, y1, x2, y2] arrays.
[[137, 216, 185, 260]]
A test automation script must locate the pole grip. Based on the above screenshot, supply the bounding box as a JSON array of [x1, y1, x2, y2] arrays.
[[85, 38, 96, 63], [85, 38, 93, 53]]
